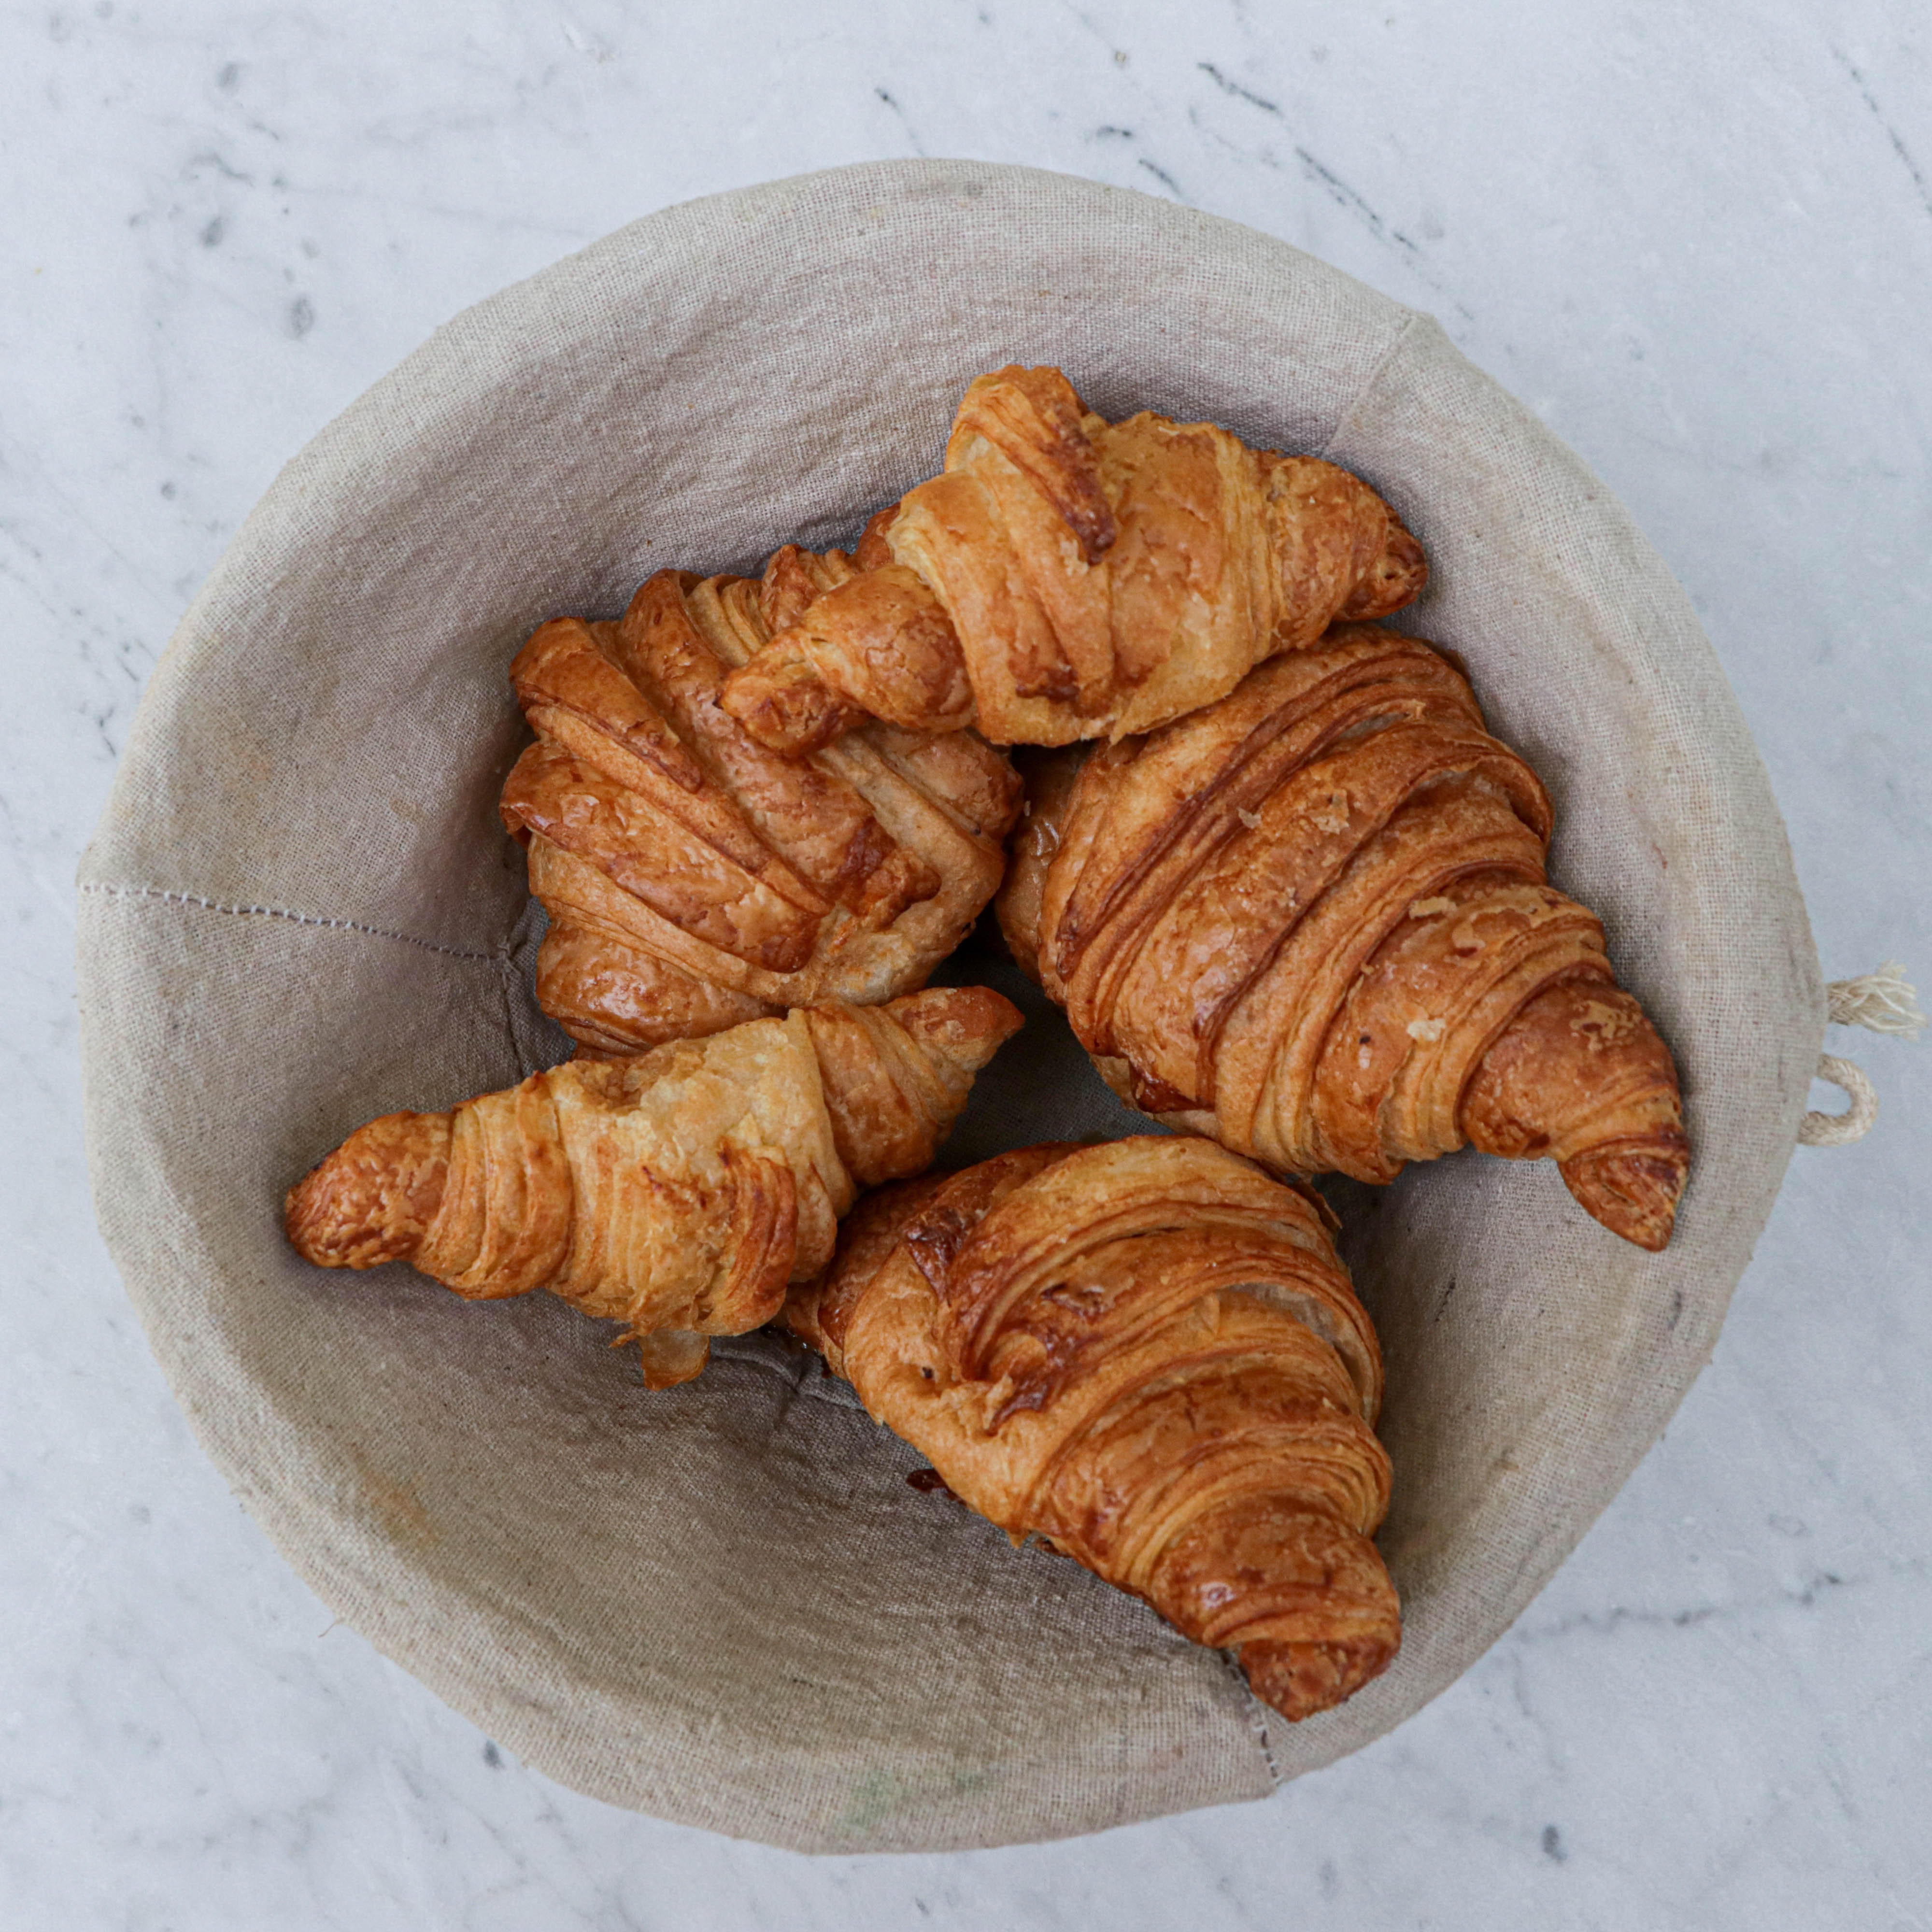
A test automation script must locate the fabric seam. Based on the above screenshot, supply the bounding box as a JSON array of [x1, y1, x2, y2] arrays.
[[1318, 309, 1424, 461], [78, 881, 503, 965], [1220, 1650, 1284, 1789]]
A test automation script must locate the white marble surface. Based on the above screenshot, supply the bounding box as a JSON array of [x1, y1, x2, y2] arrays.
[[5, 0, 1929, 1924]]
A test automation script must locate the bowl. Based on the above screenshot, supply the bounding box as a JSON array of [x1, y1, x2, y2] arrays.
[[77, 159, 1821, 1852]]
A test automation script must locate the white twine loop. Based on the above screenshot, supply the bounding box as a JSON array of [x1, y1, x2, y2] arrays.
[[1799, 962, 1923, 1147], [1798, 1055, 1882, 1146]]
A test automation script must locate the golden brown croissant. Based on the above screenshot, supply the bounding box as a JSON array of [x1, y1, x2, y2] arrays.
[[783, 1136, 1400, 1722], [719, 364, 1426, 753], [502, 565, 1022, 1057], [286, 987, 1023, 1386], [997, 625, 1689, 1250]]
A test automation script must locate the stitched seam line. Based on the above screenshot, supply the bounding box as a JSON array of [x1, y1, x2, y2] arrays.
[[1318, 308, 1423, 461], [1221, 1649, 1284, 1789], [78, 881, 503, 964]]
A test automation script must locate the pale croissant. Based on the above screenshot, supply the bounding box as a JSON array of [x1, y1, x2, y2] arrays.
[[998, 625, 1689, 1250], [502, 564, 1021, 1057], [719, 364, 1426, 752], [784, 1136, 1400, 1722], [286, 988, 1022, 1386]]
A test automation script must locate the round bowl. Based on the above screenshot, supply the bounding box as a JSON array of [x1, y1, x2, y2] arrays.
[[77, 159, 1821, 1852]]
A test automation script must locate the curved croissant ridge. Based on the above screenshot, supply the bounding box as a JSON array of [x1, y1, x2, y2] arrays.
[[719, 364, 1426, 753], [285, 987, 1023, 1387], [784, 1136, 1401, 1723], [500, 560, 1021, 1059], [997, 624, 1689, 1250]]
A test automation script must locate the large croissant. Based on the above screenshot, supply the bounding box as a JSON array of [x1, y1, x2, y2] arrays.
[[783, 1136, 1400, 1722], [502, 565, 1022, 1057], [719, 365, 1427, 753], [286, 987, 1022, 1386], [998, 625, 1690, 1250]]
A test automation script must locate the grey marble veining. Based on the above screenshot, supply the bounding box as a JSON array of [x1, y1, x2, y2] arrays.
[[4, 2, 1928, 1927]]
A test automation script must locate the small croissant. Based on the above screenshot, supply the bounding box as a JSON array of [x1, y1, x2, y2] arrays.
[[998, 625, 1689, 1250], [503, 565, 1021, 1058], [286, 988, 1023, 1386], [784, 1136, 1401, 1722], [720, 364, 1426, 753]]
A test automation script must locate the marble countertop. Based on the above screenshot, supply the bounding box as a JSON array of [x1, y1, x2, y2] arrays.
[[5, 2, 1929, 1926]]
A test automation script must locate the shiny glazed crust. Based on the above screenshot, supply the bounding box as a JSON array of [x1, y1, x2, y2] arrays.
[[998, 625, 1689, 1250], [285, 987, 1022, 1386], [783, 1136, 1401, 1723], [719, 365, 1426, 750]]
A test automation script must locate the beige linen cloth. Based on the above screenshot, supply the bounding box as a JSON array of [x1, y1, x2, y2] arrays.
[[76, 160, 1822, 1852]]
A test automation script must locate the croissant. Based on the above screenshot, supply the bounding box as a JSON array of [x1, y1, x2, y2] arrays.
[[718, 364, 1427, 753], [998, 624, 1690, 1250], [783, 1136, 1400, 1721], [285, 987, 1023, 1386], [502, 563, 1022, 1057]]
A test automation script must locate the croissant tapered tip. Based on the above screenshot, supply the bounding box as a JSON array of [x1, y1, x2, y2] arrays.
[[634, 1328, 711, 1390], [284, 1112, 450, 1271], [1558, 1138, 1689, 1253], [1239, 1633, 1400, 1723], [880, 985, 1026, 1076], [1335, 511, 1428, 622], [804, 988, 1024, 1189]]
